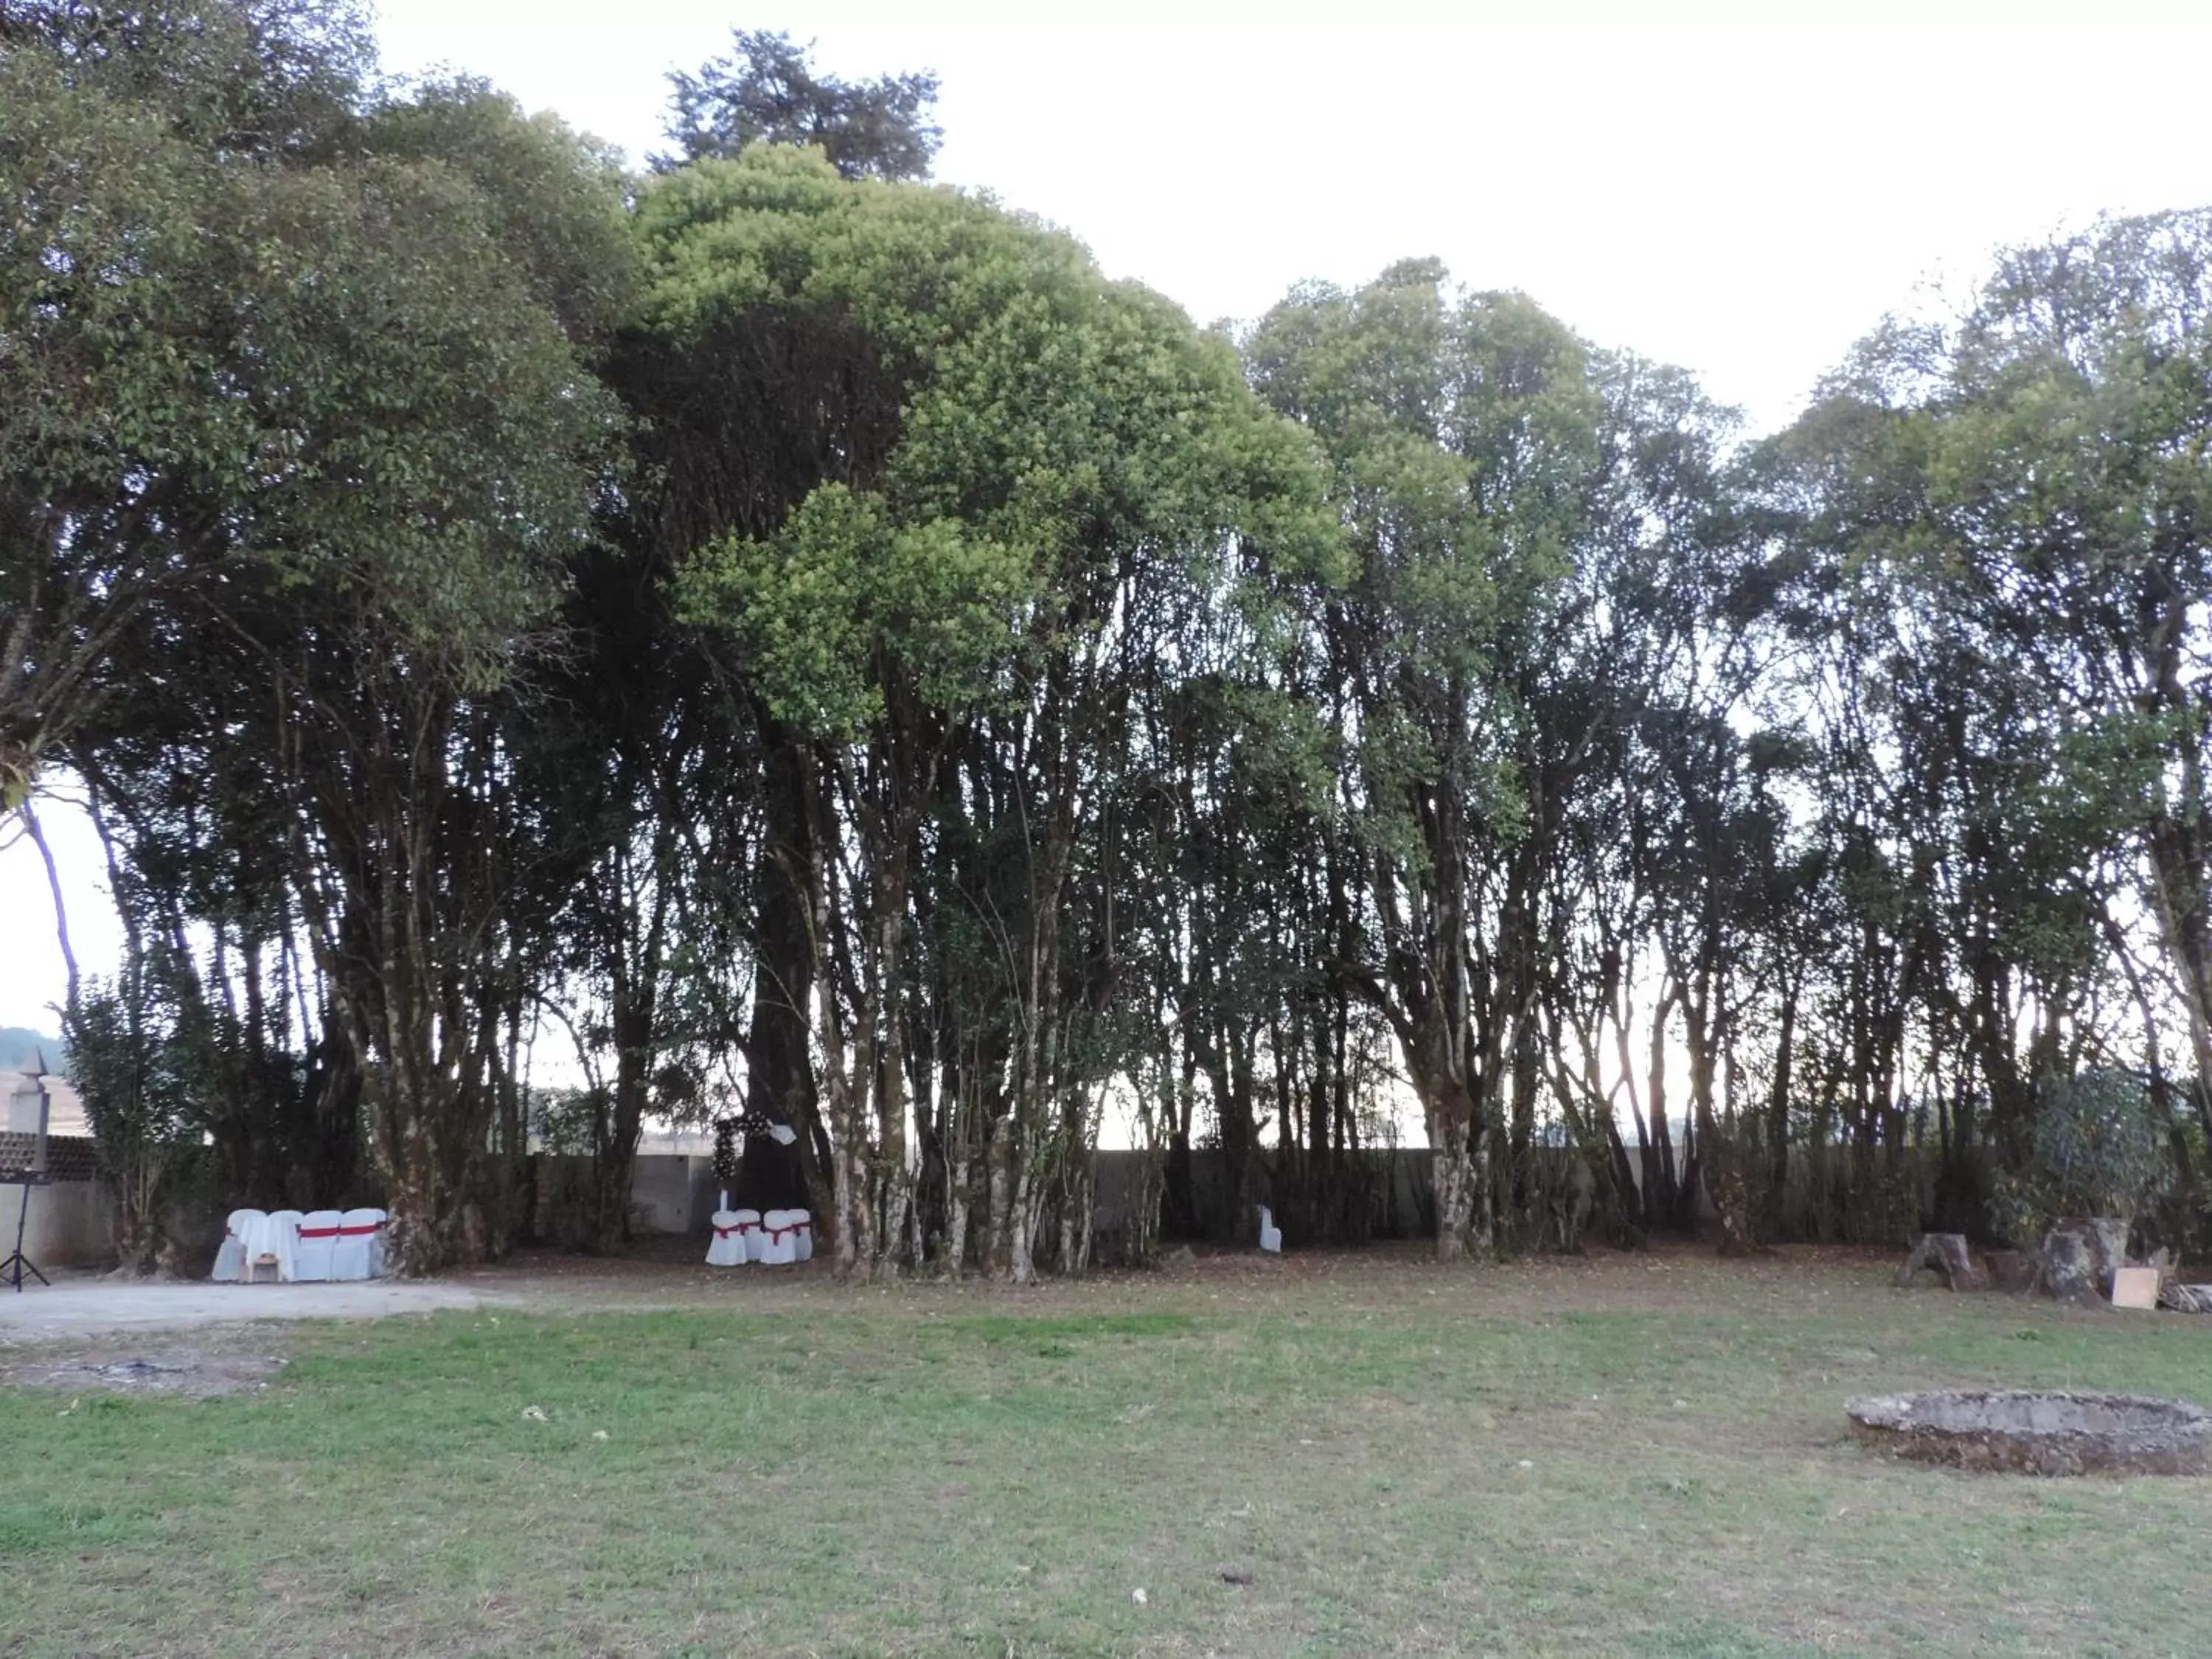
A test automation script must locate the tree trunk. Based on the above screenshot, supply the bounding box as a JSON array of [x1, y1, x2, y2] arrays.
[[1429, 1096, 1478, 1262], [747, 722, 830, 1222], [589, 996, 653, 1254], [1007, 1135, 1037, 1283], [1767, 981, 1796, 1235], [375, 1073, 491, 1278], [984, 1110, 1015, 1278]]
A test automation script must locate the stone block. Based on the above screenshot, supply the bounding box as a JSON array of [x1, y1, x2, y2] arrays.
[[2110, 1267, 2160, 1310]]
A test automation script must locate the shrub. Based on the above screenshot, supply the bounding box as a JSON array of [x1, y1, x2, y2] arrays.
[[61, 976, 204, 1273], [1989, 1068, 2168, 1248]]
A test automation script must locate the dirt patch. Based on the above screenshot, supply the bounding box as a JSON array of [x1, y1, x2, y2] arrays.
[[0, 1270, 514, 1341], [7, 1334, 289, 1398]]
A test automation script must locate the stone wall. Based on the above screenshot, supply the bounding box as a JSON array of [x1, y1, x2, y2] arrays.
[[0, 1130, 98, 1182], [0, 1135, 115, 1270]]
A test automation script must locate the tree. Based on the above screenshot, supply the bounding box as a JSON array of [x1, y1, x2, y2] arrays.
[[1754, 212, 2210, 1242], [218, 87, 627, 1275], [652, 147, 1331, 1277], [661, 29, 940, 180], [1916, 213, 2212, 1165], [63, 967, 204, 1274], [0, 1, 372, 807], [1250, 264, 1617, 1259], [9, 11, 629, 1273]]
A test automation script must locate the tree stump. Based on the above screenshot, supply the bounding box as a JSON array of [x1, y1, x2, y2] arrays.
[[1894, 1232, 1986, 1291], [1983, 1248, 2037, 1293]]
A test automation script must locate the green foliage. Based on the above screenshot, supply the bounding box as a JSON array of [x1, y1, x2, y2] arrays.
[[1248, 265, 1609, 841], [1989, 1068, 2171, 1245], [660, 27, 940, 180], [680, 483, 1032, 737], [529, 1085, 613, 1158], [0, 1, 373, 151], [637, 147, 1333, 616], [361, 77, 638, 345], [61, 980, 201, 1168], [1, 6, 623, 787], [59, 970, 212, 1269]]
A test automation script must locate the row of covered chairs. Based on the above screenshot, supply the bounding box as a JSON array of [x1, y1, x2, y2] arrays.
[[212, 1208, 388, 1282], [706, 1207, 813, 1267]]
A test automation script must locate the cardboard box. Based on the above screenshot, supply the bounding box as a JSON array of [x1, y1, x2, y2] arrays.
[[2110, 1266, 2160, 1310]]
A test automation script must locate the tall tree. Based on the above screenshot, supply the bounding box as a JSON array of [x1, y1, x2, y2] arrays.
[[8, 10, 629, 1272], [653, 147, 1330, 1277], [0, 1, 372, 807], [1249, 264, 1613, 1259], [661, 29, 940, 180]]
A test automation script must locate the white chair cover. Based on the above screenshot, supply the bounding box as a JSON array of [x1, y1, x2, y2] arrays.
[[213, 1208, 261, 1282], [706, 1210, 746, 1267], [729, 1208, 762, 1263], [293, 1209, 343, 1281], [759, 1208, 798, 1266], [1258, 1206, 1282, 1254], [245, 1210, 300, 1282], [789, 1208, 813, 1262], [333, 1207, 383, 1281]]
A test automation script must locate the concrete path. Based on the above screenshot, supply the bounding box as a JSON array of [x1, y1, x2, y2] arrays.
[[0, 1276, 509, 1340]]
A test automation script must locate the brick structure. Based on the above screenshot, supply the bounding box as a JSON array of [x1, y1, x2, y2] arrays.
[[0, 1131, 100, 1183]]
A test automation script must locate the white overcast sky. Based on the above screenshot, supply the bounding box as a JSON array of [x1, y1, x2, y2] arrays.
[[3, 0, 2211, 1032]]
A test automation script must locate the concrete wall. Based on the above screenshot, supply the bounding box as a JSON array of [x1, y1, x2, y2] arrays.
[[1093, 1147, 1444, 1245], [0, 1178, 115, 1270], [23, 1141, 1949, 1268], [630, 1153, 718, 1234], [529, 1152, 720, 1240]]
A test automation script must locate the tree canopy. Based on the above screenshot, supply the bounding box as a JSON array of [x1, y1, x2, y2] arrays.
[[9, 7, 2211, 1277], [660, 29, 940, 180]]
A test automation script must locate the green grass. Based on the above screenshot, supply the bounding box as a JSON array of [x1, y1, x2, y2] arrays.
[[3, 1251, 2210, 1656]]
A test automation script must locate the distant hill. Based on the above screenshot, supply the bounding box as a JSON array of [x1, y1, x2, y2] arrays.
[[0, 1027, 66, 1074]]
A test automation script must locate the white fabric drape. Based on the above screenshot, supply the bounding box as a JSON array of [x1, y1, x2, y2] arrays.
[[244, 1211, 299, 1281], [332, 1208, 384, 1280], [212, 1209, 261, 1282], [293, 1210, 343, 1281], [706, 1210, 746, 1267]]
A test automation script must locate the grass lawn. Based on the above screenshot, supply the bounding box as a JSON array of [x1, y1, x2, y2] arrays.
[[4, 1246, 2210, 1657]]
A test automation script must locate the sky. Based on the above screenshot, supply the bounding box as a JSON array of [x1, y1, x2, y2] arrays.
[[4, 0, 2212, 1033]]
